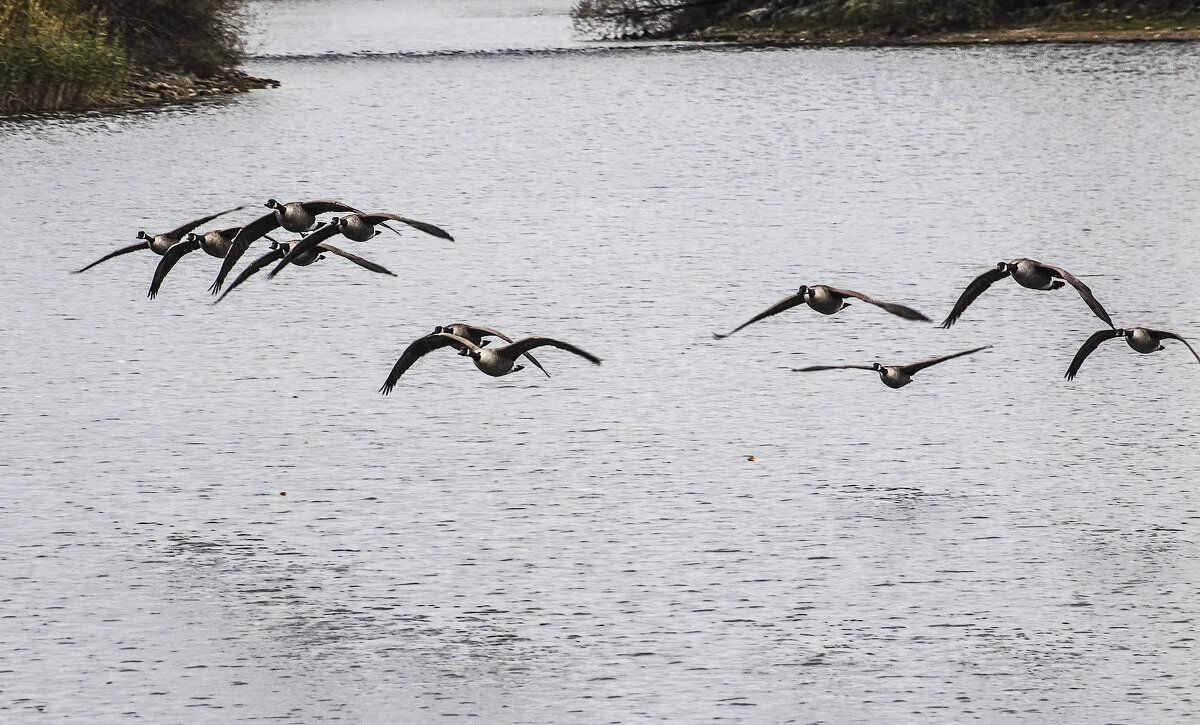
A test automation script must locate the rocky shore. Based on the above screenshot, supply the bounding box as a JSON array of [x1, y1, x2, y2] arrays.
[[111, 69, 279, 109]]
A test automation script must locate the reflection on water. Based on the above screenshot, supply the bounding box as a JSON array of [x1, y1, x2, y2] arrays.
[[1, 0, 1199, 721]]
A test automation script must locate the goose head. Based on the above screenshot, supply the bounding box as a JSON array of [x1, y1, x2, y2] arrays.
[[268, 241, 282, 251], [136, 230, 149, 240], [871, 363, 884, 372], [796, 284, 810, 299], [264, 198, 281, 210], [996, 261, 1012, 272], [184, 232, 201, 243]]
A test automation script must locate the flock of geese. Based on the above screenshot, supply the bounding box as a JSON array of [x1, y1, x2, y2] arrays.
[[74, 199, 1198, 391], [713, 259, 1198, 387], [72, 199, 605, 389]]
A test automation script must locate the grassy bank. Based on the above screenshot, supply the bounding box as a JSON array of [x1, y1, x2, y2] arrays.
[[574, 0, 1200, 44], [1, 0, 268, 114], [1, 1, 130, 113]]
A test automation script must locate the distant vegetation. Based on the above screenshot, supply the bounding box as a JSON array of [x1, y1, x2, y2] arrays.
[[573, 0, 1200, 38], [88, 0, 246, 77], [1, 0, 247, 113], [1, 1, 129, 112]]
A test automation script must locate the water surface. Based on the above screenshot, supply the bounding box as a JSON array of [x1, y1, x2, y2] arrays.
[[2, 1, 1199, 722]]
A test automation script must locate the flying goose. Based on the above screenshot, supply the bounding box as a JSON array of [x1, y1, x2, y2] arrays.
[[209, 199, 362, 294], [437, 323, 549, 377], [1065, 328, 1199, 380], [940, 258, 1112, 328], [795, 345, 991, 389], [73, 205, 244, 274], [267, 212, 453, 279], [214, 230, 395, 304], [380, 332, 600, 393], [147, 226, 279, 299], [336, 212, 454, 242], [713, 284, 929, 339]]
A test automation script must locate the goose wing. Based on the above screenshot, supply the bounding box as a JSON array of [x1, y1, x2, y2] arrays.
[[713, 292, 806, 339], [939, 266, 1011, 328], [147, 239, 201, 299], [299, 200, 362, 215], [1148, 329, 1200, 367], [361, 213, 454, 241], [314, 243, 396, 276], [495, 337, 602, 366], [380, 332, 479, 394], [72, 240, 150, 273], [266, 223, 341, 279], [1065, 329, 1124, 380], [164, 205, 246, 239], [901, 345, 991, 376], [793, 364, 876, 372], [825, 287, 930, 321], [210, 211, 282, 293], [1039, 263, 1114, 328], [214, 247, 284, 304]]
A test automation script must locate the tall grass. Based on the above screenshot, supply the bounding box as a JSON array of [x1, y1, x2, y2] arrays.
[[0, 0, 130, 113]]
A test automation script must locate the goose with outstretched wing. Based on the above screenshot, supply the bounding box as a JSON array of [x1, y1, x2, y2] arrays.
[[713, 284, 929, 339], [940, 258, 1112, 328], [380, 331, 599, 393], [796, 345, 991, 389], [1065, 327, 1199, 380], [74, 205, 244, 274]]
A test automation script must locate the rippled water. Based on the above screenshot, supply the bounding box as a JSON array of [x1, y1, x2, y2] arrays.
[[3, 1, 1199, 721]]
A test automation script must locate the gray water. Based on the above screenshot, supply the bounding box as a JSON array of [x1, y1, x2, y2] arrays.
[[3, 1, 1199, 722]]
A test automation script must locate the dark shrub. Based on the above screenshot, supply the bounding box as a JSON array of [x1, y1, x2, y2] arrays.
[[83, 0, 246, 77]]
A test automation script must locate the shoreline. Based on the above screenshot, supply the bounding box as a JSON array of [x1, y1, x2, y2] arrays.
[[1, 69, 278, 117], [100, 69, 278, 111], [678, 22, 1200, 46]]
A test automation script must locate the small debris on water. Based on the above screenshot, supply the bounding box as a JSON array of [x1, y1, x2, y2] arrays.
[[279, 491, 286, 496], [747, 456, 756, 462]]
